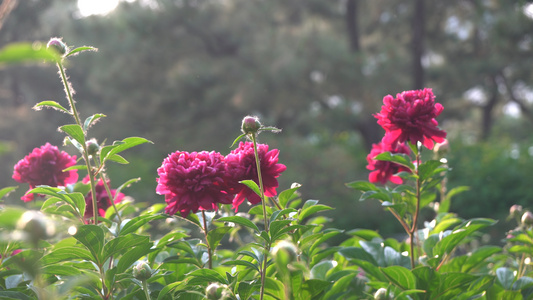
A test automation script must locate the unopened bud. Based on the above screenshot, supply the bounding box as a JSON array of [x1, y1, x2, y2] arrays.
[[522, 211, 533, 226], [86, 139, 100, 156], [206, 283, 230, 300], [17, 211, 55, 245], [271, 240, 298, 264], [47, 38, 68, 56], [510, 205, 523, 219], [374, 288, 391, 300], [241, 116, 261, 135], [133, 261, 152, 281]]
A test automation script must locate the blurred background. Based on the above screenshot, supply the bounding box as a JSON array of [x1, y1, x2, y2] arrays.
[[1, 0, 533, 240]]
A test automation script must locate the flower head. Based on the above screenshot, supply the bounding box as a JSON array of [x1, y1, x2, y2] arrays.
[[13, 143, 78, 202], [375, 88, 446, 149], [225, 141, 286, 211], [366, 139, 411, 184], [241, 115, 262, 135], [83, 176, 125, 221], [47, 37, 68, 56], [156, 151, 233, 217]]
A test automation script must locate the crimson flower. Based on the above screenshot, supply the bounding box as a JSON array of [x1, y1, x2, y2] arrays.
[[12, 143, 78, 202], [83, 176, 125, 221], [156, 151, 233, 217], [225, 141, 286, 211], [375, 88, 447, 149], [366, 139, 411, 185]]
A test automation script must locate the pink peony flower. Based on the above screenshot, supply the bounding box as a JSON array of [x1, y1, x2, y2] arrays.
[[13, 143, 78, 202], [83, 176, 125, 221], [225, 141, 286, 211], [156, 151, 233, 217], [375, 88, 447, 149], [366, 139, 411, 185]]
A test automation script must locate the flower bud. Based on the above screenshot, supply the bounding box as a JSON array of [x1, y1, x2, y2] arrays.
[[374, 288, 391, 300], [133, 261, 152, 281], [522, 211, 533, 226], [433, 139, 450, 155], [510, 205, 523, 219], [205, 283, 230, 300], [271, 240, 298, 264], [86, 139, 100, 156], [17, 211, 55, 246], [241, 116, 261, 135], [46, 38, 68, 56]]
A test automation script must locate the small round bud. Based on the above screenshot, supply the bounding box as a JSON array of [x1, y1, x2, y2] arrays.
[[133, 261, 152, 281], [271, 240, 298, 264], [522, 211, 533, 226], [86, 139, 100, 156], [17, 211, 55, 245], [374, 288, 391, 300], [205, 283, 230, 300], [46, 38, 68, 55], [510, 205, 523, 219], [241, 116, 261, 135]]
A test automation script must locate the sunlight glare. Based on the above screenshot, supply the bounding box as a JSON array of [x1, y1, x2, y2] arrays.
[[78, 0, 119, 17]]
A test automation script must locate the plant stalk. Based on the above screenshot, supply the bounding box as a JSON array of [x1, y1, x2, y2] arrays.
[[202, 210, 213, 269], [409, 145, 422, 269]]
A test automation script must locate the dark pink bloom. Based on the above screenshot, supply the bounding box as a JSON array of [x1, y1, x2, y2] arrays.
[[83, 176, 125, 221], [366, 139, 411, 185], [12, 143, 78, 202], [225, 141, 286, 211], [156, 151, 233, 217], [375, 88, 447, 149]]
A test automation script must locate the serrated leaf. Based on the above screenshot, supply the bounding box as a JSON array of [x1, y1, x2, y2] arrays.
[[60, 124, 86, 145], [33, 100, 70, 114], [217, 216, 259, 232]]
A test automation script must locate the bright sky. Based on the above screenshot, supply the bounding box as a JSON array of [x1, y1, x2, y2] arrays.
[[77, 0, 119, 17]]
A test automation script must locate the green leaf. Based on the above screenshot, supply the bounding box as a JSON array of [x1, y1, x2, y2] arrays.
[[497, 267, 516, 290], [346, 228, 383, 241], [60, 124, 86, 146], [83, 113, 106, 131], [106, 154, 129, 164], [0, 291, 32, 300], [310, 260, 336, 280], [345, 181, 378, 192], [239, 179, 261, 197], [103, 234, 151, 262], [66, 46, 98, 57], [433, 218, 497, 258], [462, 246, 502, 273], [73, 225, 105, 265], [299, 204, 333, 221], [217, 216, 259, 233], [119, 214, 166, 236], [263, 277, 285, 299], [380, 265, 416, 290], [40, 247, 94, 265], [33, 100, 70, 114], [418, 159, 444, 181], [237, 281, 255, 300], [230, 133, 246, 147], [100, 137, 152, 163], [0, 42, 60, 65], [0, 186, 17, 200], [116, 243, 154, 274], [156, 281, 185, 300], [207, 226, 232, 250], [188, 268, 228, 285], [374, 152, 414, 170], [222, 259, 259, 272], [277, 185, 301, 209]]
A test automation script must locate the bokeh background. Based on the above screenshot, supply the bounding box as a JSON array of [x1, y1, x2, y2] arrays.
[[1, 0, 533, 240]]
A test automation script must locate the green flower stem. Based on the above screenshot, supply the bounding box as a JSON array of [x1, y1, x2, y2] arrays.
[[201, 210, 213, 269], [142, 280, 151, 300], [56, 61, 98, 225], [98, 172, 123, 225], [409, 145, 422, 269], [250, 134, 269, 300]]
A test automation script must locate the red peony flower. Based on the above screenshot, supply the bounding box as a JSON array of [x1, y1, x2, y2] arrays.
[[225, 141, 287, 211], [156, 151, 233, 217], [13, 143, 78, 202], [375, 88, 447, 149], [366, 139, 411, 185], [83, 176, 125, 221]]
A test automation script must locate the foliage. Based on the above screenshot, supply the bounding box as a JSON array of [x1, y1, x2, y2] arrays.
[[1, 39, 533, 300]]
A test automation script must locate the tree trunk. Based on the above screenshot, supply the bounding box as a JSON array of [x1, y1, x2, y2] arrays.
[[345, 0, 360, 52]]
